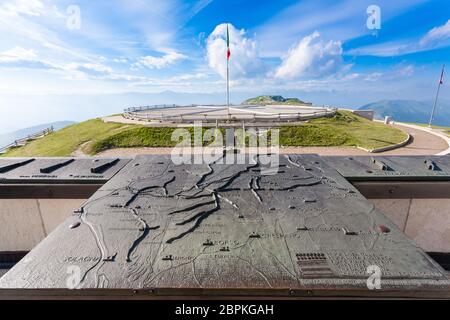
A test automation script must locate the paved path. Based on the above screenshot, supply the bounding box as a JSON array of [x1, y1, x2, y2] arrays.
[[380, 123, 449, 155], [94, 123, 450, 157]]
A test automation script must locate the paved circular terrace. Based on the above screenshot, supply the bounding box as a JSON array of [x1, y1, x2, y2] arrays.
[[123, 104, 335, 123]]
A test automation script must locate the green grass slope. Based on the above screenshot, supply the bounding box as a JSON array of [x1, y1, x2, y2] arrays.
[[2, 119, 129, 157], [2, 111, 408, 157], [90, 127, 185, 153], [279, 111, 408, 149]]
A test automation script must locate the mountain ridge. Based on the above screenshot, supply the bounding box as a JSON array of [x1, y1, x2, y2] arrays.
[[358, 99, 450, 126]]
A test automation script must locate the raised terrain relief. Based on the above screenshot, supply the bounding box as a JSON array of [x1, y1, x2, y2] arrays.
[[0, 154, 447, 292]]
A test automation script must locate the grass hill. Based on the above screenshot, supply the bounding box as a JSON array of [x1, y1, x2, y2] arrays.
[[359, 100, 450, 127], [1, 111, 407, 157], [2, 119, 127, 157], [242, 95, 308, 105], [0, 121, 75, 148]]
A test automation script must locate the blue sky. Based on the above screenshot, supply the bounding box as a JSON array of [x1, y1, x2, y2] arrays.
[[0, 0, 449, 132]]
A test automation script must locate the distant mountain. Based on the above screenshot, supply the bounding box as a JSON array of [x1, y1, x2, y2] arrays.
[[242, 95, 309, 105], [358, 100, 450, 126], [0, 121, 76, 148], [0, 91, 259, 134]]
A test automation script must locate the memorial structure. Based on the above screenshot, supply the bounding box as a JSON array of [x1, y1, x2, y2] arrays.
[[123, 104, 335, 124]]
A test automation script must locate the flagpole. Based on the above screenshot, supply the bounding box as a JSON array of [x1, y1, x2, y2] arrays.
[[227, 49, 229, 114], [226, 24, 230, 115], [428, 64, 445, 128]]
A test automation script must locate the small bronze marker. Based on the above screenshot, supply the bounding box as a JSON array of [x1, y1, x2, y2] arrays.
[[103, 253, 117, 262], [342, 227, 357, 235], [69, 221, 81, 229], [378, 225, 390, 233], [203, 239, 214, 246]]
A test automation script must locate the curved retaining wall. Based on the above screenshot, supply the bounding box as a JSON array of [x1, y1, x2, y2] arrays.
[[357, 129, 412, 153]]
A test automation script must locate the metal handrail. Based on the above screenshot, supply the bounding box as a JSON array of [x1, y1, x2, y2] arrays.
[[123, 105, 337, 123]]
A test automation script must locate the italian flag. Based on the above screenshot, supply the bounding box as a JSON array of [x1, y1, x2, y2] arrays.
[[227, 24, 231, 60]]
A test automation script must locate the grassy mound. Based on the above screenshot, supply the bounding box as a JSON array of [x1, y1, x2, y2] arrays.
[[2, 111, 408, 157], [90, 127, 179, 153], [281, 111, 408, 149], [90, 127, 229, 154], [279, 125, 350, 146], [2, 119, 128, 157]]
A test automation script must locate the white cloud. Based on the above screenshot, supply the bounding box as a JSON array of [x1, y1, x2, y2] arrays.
[[0, 47, 150, 83], [65, 63, 113, 77], [113, 57, 129, 64], [346, 41, 409, 57], [206, 23, 264, 79], [113, 0, 213, 50], [0, 0, 44, 17], [349, 20, 450, 58], [60, 62, 152, 82], [398, 65, 415, 77], [275, 32, 343, 79], [254, 0, 430, 57], [0, 47, 37, 62], [0, 46, 58, 70], [134, 51, 187, 69], [131, 72, 211, 88], [0, 1, 98, 65], [364, 72, 383, 82], [172, 73, 208, 81], [420, 19, 450, 46]]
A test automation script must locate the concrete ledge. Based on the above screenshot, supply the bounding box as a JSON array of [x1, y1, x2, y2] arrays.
[[338, 108, 374, 121], [353, 110, 374, 120], [0, 199, 85, 251]]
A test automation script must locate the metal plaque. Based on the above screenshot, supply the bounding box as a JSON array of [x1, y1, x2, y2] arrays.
[[0, 157, 131, 184], [324, 155, 450, 181], [0, 154, 448, 297]]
